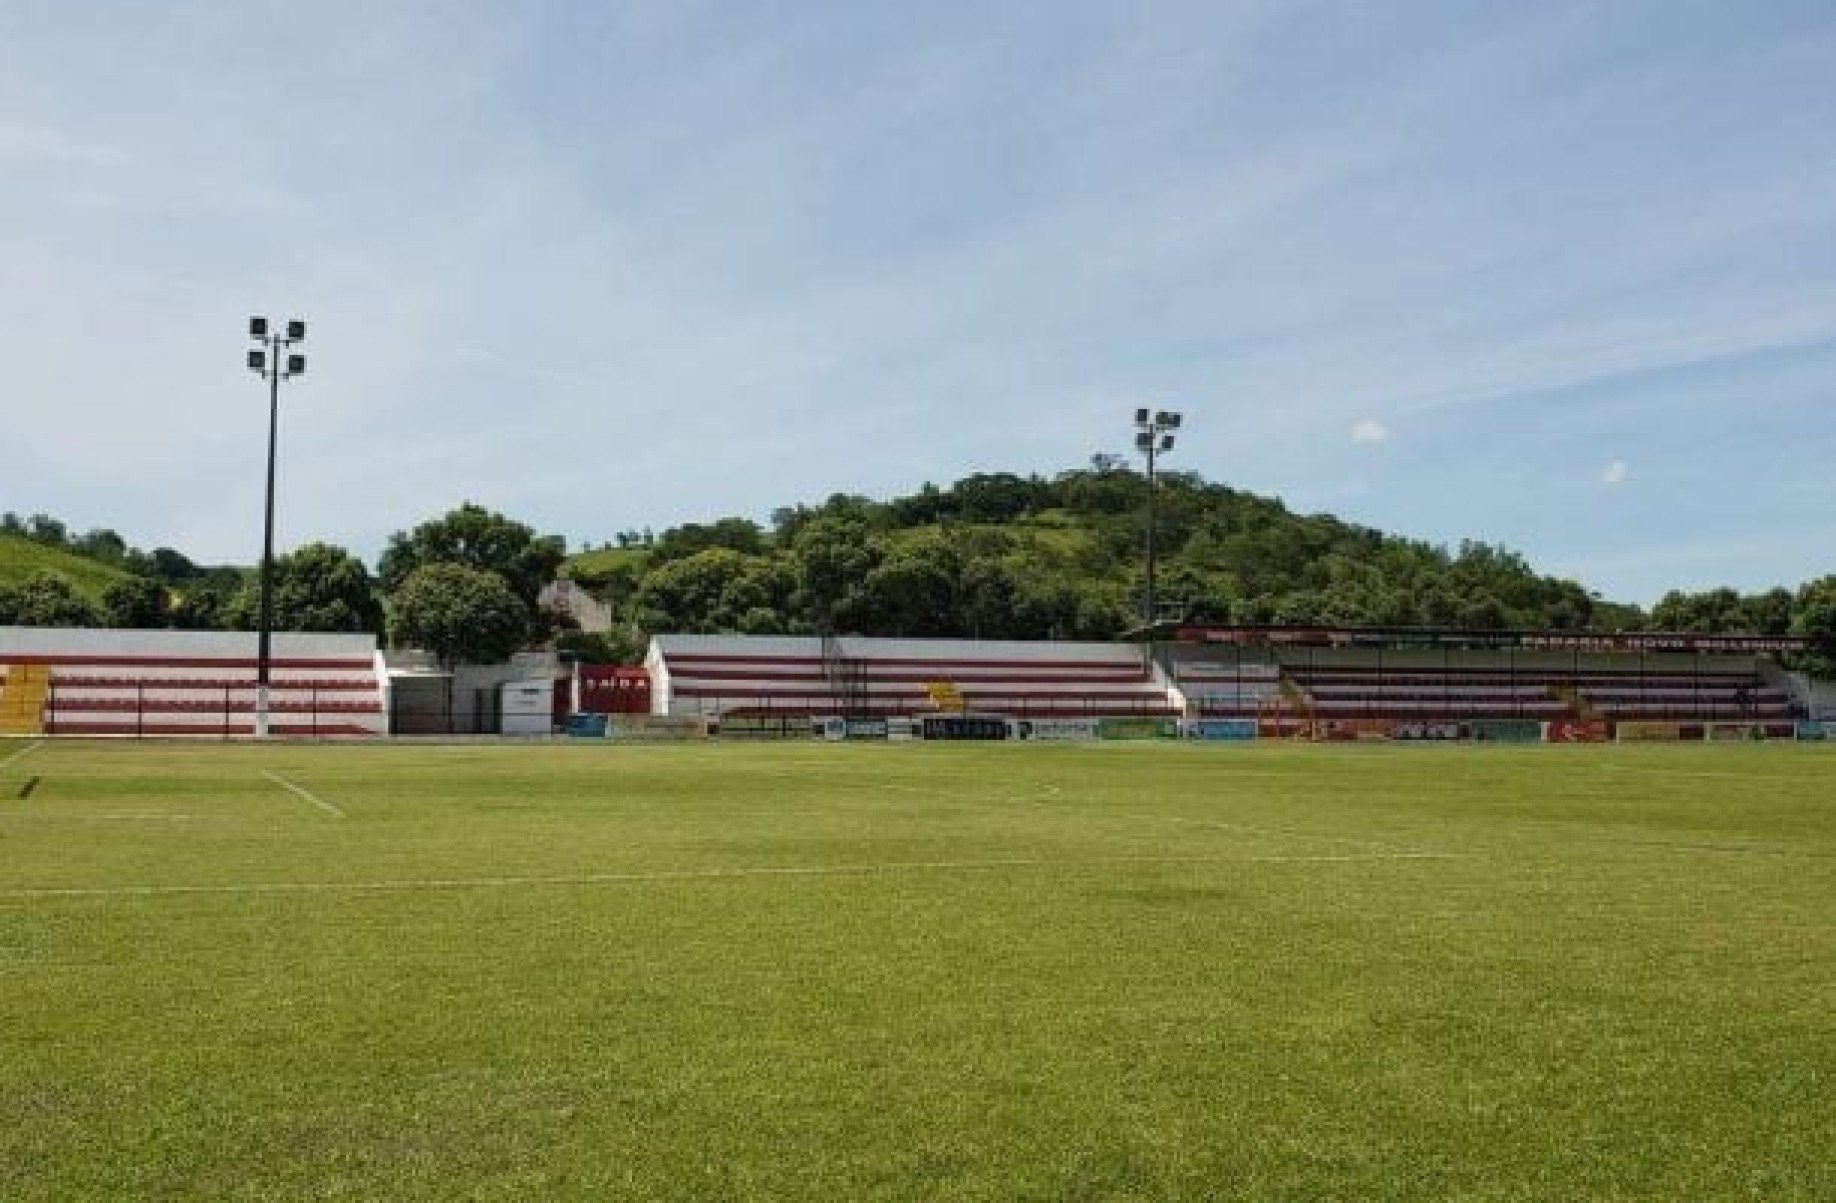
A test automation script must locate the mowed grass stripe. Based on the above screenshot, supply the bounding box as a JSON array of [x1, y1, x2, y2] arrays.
[[0, 849, 1463, 898]]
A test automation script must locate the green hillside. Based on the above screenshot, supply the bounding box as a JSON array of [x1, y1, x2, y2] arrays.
[[566, 468, 1658, 643], [0, 533, 133, 603]]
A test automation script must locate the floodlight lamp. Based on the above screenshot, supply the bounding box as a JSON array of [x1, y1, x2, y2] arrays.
[[286, 353, 306, 376], [1166, 412, 1183, 429], [1134, 407, 1149, 426], [249, 316, 268, 340], [1135, 431, 1154, 451], [1154, 410, 1173, 426], [286, 319, 306, 342], [248, 349, 266, 373], [1160, 434, 1175, 452]]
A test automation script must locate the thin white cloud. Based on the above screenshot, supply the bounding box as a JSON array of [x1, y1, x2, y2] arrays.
[[1350, 419, 1390, 444], [1600, 460, 1629, 486]]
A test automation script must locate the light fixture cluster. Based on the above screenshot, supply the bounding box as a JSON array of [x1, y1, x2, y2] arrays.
[[247, 316, 307, 380], [1134, 406, 1182, 453]]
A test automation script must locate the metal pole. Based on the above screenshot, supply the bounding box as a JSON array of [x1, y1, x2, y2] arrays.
[[1144, 436, 1158, 626], [255, 334, 280, 738]]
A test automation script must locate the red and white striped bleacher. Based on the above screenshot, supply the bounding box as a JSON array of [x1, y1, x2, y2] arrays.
[[1577, 673, 1791, 722], [648, 635, 1178, 718], [1278, 661, 1788, 723], [1285, 667, 1568, 720], [1, 627, 385, 737], [1167, 656, 1284, 717]]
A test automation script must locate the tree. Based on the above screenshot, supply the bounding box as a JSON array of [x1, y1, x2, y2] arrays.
[[25, 514, 67, 546], [389, 563, 530, 667], [149, 548, 200, 581], [0, 571, 101, 627], [789, 516, 882, 630], [1793, 576, 1836, 675], [74, 529, 128, 563], [857, 535, 960, 636], [224, 542, 383, 633], [101, 576, 169, 628], [379, 503, 565, 609], [650, 518, 765, 564], [168, 581, 234, 630]]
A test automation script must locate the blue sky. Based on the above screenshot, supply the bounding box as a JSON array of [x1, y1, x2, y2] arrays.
[[2, 1, 1832, 605]]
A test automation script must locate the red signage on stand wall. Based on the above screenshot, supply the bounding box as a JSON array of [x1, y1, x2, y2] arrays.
[[577, 665, 652, 714]]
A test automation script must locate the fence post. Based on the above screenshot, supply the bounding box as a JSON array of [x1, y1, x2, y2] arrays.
[[137, 682, 144, 740]]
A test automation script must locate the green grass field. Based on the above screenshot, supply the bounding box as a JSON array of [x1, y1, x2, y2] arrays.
[[2, 739, 1831, 1200]]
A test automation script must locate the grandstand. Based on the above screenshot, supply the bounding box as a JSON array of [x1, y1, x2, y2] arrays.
[[1, 622, 1816, 742], [0, 628, 386, 736], [1160, 625, 1805, 736], [647, 634, 1179, 720]]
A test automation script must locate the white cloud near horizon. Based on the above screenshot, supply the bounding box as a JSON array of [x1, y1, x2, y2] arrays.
[[1351, 419, 1391, 445], [1600, 460, 1630, 486]]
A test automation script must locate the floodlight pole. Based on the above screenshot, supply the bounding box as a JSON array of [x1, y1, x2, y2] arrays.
[[1133, 408, 1182, 627], [247, 317, 306, 738]]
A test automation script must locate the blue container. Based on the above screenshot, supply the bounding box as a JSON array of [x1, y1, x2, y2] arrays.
[[566, 713, 609, 738]]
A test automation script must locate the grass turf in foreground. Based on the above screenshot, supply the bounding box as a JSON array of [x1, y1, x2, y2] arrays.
[[0, 740, 1832, 1200]]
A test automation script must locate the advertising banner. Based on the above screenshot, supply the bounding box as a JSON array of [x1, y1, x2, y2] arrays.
[[1098, 717, 1180, 741], [714, 716, 810, 741], [1314, 719, 1393, 742], [1390, 721, 1463, 742], [1467, 719, 1543, 744], [609, 715, 709, 741], [1182, 718, 1258, 742], [1796, 721, 1830, 742], [1615, 721, 1687, 743], [886, 717, 916, 742], [1705, 723, 1794, 742], [844, 718, 889, 741], [1545, 720, 1612, 744], [1018, 717, 1102, 742], [920, 714, 1013, 741]]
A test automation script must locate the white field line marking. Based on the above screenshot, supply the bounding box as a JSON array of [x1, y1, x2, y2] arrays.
[[1, 851, 1462, 899], [0, 741, 45, 772], [261, 770, 345, 819]]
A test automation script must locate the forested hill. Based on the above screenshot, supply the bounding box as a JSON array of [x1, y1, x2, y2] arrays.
[[565, 465, 1651, 645], [12, 469, 1831, 662]]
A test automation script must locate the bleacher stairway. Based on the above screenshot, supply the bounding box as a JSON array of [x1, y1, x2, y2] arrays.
[[1, 664, 50, 735]]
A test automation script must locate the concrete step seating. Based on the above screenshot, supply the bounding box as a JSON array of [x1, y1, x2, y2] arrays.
[[656, 635, 1178, 718], [2, 631, 386, 737]]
